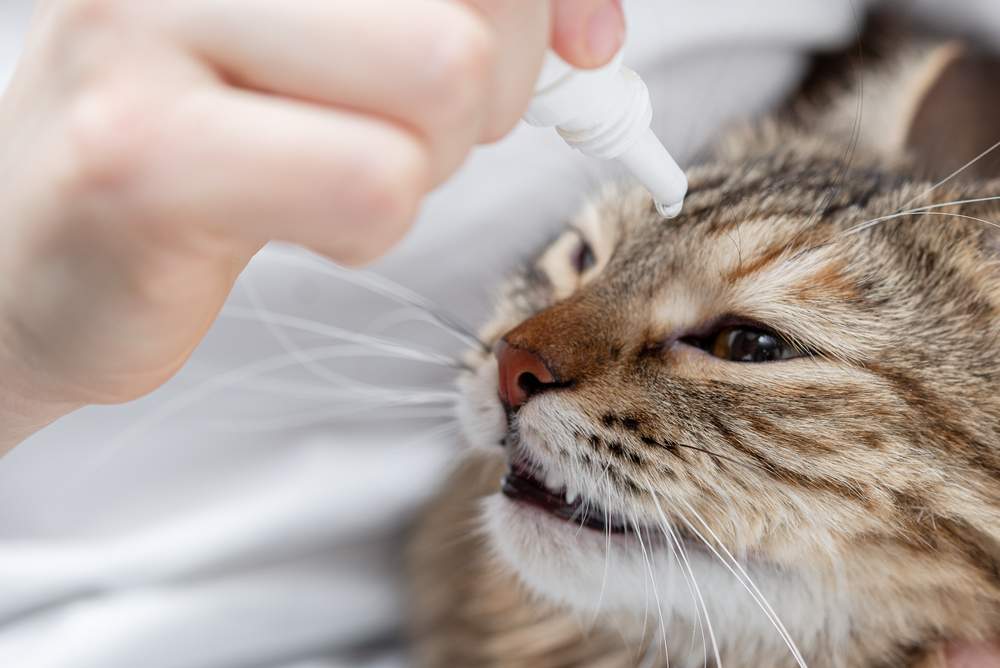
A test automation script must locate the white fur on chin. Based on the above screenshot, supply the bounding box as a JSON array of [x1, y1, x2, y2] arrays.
[[461, 365, 843, 666]]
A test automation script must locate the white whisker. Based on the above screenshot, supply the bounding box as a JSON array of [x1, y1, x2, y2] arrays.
[[222, 306, 462, 368], [589, 463, 614, 629], [71, 345, 443, 485], [848, 195, 1000, 234], [265, 249, 488, 352], [242, 277, 356, 387], [664, 511, 705, 657], [231, 377, 458, 404], [676, 499, 807, 668], [363, 306, 457, 339], [632, 517, 669, 668], [847, 141, 1000, 235], [648, 490, 719, 668], [901, 139, 1000, 211], [636, 522, 651, 654], [400, 420, 462, 449], [205, 406, 457, 433], [898, 210, 1000, 230], [924, 210, 1000, 231]]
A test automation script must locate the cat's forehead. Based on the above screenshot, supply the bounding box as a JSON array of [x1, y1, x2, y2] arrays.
[[581, 154, 941, 291], [551, 148, 995, 317], [579, 166, 870, 293], [597, 157, 906, 245], [539, 155, 997, 364]]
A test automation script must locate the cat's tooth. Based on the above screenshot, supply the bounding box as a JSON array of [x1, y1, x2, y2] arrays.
[[565, 483, 580, 505], [546, 468, 566, 492]]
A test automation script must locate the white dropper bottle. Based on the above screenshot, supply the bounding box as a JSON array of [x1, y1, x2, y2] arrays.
[[524, 51, 688, 218]]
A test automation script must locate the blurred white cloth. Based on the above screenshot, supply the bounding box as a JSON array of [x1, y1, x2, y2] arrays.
[[0, 1, 995, 667]]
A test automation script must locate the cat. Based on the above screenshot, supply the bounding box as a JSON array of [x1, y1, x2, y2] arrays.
[[407, 27, 1000, 668]]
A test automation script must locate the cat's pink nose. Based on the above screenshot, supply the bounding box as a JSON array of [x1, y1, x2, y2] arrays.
[[495, 339, 557, 409]]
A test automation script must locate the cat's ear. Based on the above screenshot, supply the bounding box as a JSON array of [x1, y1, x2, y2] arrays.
[[902, 42, 1000, 181]]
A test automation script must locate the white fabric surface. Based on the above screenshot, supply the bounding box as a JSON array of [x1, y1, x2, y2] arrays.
[[0, 2, 994, 666]]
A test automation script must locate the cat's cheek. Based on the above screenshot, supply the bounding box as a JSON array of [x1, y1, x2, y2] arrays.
[[456, 365, 506, 450], [482, 495, 836, 660], [480, 495, 656, 614]]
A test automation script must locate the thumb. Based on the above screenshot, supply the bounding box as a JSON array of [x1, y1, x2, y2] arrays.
[[550, 0, 625, 69]]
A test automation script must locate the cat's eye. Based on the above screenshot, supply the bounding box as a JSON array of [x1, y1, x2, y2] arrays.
[[572, 239, 596, 274], [684, 325, 803, 363]]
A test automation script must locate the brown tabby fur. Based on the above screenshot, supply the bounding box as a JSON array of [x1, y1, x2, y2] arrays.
[[408, 31, 1000, 668]]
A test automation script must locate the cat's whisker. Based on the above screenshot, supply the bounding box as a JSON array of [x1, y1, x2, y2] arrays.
[[72, 344, 445, 485], [570, 483, 596, 538], [670, 441, 765, 474], [631, 515, 669, 668], [201, 346, 459, 382], [664, 524, 722, 666], [848, 141, 1000, 235], [670, 523, 717, 668], [636, 615, 666, 668], [230, 377, 458, 404], [632, 521, 670, 666], [899, 195, 1000, 215], [222, 305, 469, 370], [889, 210, 1000, 232], [205, 406, 457, 433], [242, 277, 357, 388], [658, 506, 705, 658], [635, 517, 651, 655], [264, 249, 490, 353], [635, 540, 649, 659], [847, 195, 1000, 234], [362, 306, 463, 340], [402, 420, 462, 447], [900, 139, 1000, 211], [675, 499, 807, 668], [648, 489, 720, 668], [588, 464, 615, 630]]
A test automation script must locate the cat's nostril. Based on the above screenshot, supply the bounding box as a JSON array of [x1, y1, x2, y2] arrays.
[[516, 371, 545, 397], [495, 339, 557, 409]]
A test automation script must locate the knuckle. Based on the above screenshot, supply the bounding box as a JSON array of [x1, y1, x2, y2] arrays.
[[56, 0, 126, 30], [422, 8, 495, 125], [479, 110, 521, 145], [63, 85, 157, 192], [366, 134, 428, 222], [350, 134, 429, 261]]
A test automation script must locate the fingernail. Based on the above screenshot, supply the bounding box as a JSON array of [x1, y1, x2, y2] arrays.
[[586, 1, 625, 64]]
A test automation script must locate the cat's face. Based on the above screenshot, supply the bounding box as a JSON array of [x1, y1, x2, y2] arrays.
[[456, 142, 1000, 636]]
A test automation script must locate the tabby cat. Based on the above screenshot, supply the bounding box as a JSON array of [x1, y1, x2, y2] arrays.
[[408, 30, 1000, 668]]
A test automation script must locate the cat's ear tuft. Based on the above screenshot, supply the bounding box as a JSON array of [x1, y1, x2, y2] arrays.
[[902, 42, 1000, 181]]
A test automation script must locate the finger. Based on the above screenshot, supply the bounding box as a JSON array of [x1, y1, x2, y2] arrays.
[[164, 0, 494, 184], [463, 0, 550, 142], [945, 641, 1000, 668], [550, 0, 625, 69], [125, 88, 431, 266]]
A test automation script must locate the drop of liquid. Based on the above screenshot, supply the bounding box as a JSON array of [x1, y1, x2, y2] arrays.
[[655, 199, 683, 219]]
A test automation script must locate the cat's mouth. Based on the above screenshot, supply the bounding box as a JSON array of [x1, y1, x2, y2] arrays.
[[501, 459, 631, 534]]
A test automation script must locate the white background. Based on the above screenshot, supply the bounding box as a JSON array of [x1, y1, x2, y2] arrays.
[[0, 2, 995, 667]]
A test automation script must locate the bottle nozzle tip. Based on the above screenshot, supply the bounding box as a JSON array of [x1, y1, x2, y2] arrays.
[[655, 199, 683, 218]]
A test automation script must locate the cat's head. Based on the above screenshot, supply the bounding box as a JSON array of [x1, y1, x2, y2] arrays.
[[456, 40, 1000, 656]]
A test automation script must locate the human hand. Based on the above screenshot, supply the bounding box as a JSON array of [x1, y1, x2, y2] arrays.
[[918, 641, 1000, 668], [945, 641, 1000, 668], [0, 0, 626, 450]]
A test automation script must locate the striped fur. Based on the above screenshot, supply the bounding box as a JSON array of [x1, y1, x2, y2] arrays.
[[409, 38, 1000, 668]]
